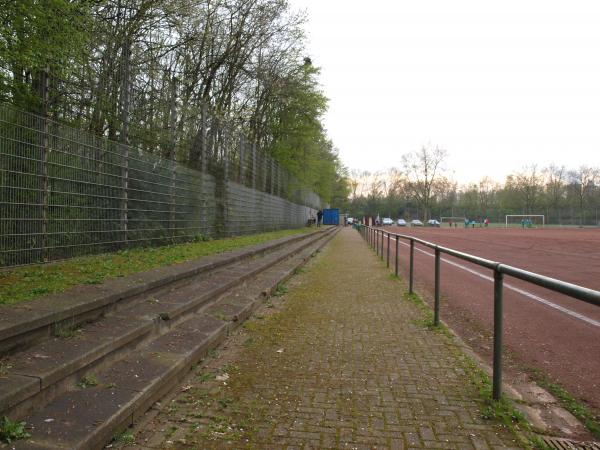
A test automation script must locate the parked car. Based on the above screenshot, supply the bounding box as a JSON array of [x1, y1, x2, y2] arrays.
[[427, 219, 441, 227], [410, 219, 423, 227], [347, 217, 354, 225], [382, 217, 394, 226], [397, 219, 407, 227]]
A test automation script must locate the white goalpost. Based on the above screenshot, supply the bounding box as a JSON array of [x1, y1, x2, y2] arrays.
[[440, 216, 467, 226], [505, 214, 545, 228]]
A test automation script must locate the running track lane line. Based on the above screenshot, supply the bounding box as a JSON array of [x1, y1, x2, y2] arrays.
[[387, 236, 600, 329]]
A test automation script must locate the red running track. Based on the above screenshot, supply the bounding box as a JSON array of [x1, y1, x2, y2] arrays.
[[369, 226, 600, 411]]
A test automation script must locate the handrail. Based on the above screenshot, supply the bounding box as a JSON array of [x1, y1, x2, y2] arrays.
[[359, 225, 600, 400], [367, 227, 600, 305]]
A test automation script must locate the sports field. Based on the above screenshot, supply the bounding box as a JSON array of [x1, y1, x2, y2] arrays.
[[376, 226, 600, 413]]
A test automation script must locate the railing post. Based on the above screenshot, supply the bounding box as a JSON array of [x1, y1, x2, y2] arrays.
[[434, 247, 441, 326], [386, 233, 390, 267], [375, 230, 379, 255], [409, 239, 415, 294], [493, 269, 504, 400], [380, 230, 384, 260], [395, 236, 399, 277]]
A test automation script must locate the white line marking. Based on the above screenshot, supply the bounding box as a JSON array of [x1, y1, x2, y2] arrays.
[[387, 236, 600, 328]]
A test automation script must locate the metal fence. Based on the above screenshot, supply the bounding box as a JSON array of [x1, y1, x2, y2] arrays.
[[360, 225, 600, 400], [0, 103, 323, 267]]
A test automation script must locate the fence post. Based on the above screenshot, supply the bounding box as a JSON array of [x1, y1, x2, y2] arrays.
[[493, 269, 504, 400], [239, 135, 245, 184], [169, 160, 176, 240], [395, 236, 399, 277], [434, 248, 441, 326], [380, 230, 384, 260], [262, 153, 268, 193], [251, 142, 257, 190], [375, 230, 379, 255], [270, 159, 275, 195], [198, 103, 208, 236], [223, 128, 230, 236], [39, 68, 49, 262], [386, 233, 390, 267], [201, 103, 208, 173], [409, 239, 415, 294], [119, 39, 131, 248]]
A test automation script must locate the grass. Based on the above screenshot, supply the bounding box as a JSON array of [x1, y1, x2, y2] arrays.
[[274, 282, 288, 296], [115, 430, 135, 445], [77, 374, 99, 388], [0, 361, 12, 377], [0, 416, 31, 444], [0, 228, 313, 306], [53, 320, 81, 339]]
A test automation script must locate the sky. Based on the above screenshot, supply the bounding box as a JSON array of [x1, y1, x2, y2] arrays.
[[288, 0, 600, 185]]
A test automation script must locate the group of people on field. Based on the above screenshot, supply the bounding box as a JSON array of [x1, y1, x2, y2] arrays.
[[451, 217, 490, 228]]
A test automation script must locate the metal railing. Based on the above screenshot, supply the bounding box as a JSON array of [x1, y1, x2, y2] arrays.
[[359, 225, 600, 400]]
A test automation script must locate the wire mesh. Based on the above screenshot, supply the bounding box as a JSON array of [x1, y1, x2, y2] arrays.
[[0, 103, 323, 267]]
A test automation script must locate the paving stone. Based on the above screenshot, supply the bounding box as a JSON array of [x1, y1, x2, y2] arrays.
[[120, 229, 522, 449]]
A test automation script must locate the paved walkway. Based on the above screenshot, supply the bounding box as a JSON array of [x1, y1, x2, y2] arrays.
[[122, 228, 522, 449]]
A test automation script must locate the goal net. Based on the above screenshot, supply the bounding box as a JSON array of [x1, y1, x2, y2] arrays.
[[440, 216, 466, 226], [505, 215, 545, 228]]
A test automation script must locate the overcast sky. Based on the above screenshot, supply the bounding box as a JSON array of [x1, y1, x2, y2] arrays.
[[288, 0, 600, 184]]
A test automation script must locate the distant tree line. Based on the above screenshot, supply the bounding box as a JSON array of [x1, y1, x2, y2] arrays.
[[349, 146, 600, 226], [0, 0, 349, 205]]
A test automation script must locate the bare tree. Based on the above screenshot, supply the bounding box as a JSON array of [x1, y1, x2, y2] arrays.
[[568, 166, 600, 226], [507, 165, 544, 214], [543, 164, 566, 222], [478, 176, 498, 217], [401, 145, 447, 221]]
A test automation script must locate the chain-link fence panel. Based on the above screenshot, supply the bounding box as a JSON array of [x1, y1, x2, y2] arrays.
[[0, 103, 323, 267]]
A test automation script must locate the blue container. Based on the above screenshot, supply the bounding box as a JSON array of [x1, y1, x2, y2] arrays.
[[322, 208, 339, 225]]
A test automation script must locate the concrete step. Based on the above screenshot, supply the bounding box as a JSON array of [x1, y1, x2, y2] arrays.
[[12, 227, 338, 449], [0, 229, 327, 355], [0, 229, 336, 421]]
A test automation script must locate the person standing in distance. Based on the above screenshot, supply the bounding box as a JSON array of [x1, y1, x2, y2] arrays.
[[317, 209, 323, 227]]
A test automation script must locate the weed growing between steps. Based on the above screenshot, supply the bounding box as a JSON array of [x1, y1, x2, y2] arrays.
[[0, 416, 31, 444], [53, 320, 82, 339], [76, 374, 99, 388], [0, 228, 314, 305], [274, 282, 288, 296]]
